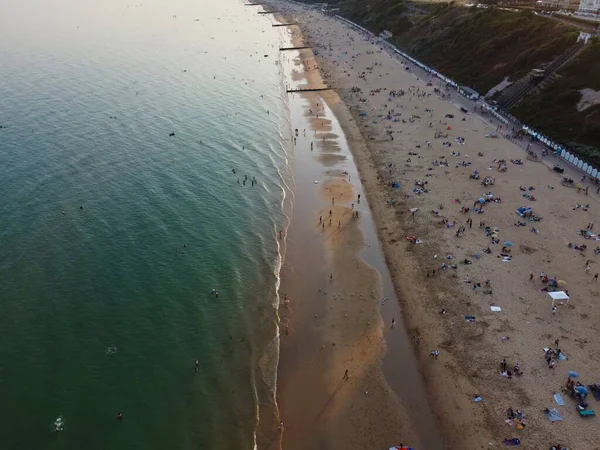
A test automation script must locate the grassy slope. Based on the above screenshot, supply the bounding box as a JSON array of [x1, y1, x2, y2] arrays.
[[340, 1, 578, 93], [397, 7, 578, 93], [340, 0, 420, 36], [511, 41, 600, 161]]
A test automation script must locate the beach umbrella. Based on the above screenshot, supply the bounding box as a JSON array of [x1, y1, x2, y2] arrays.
[[557, 280, 567, 286], [504, 242, 513, 247]]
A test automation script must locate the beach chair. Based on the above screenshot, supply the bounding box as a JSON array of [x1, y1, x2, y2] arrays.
[[578, 409, 596, 417]]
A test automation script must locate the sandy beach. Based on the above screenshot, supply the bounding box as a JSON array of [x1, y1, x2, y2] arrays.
[[265, 2, 600, 450]]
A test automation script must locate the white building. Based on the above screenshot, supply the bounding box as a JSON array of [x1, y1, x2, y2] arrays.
[[579, 0, 600, 13], [537, 0, 571, 8]]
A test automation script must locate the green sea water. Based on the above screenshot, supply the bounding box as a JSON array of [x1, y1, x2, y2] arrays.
[[0, 1, 291, 448]]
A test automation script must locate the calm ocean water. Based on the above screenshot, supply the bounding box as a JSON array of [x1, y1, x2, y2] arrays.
[[0, 0, 292, 448]]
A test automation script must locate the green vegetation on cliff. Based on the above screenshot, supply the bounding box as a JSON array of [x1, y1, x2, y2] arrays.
[[339, 1, 578, 94], [396, 7, 577, 94], [511, 41, 600, 162]]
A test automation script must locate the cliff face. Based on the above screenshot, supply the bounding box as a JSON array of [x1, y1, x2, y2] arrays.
[[511, 42, 600, 161], [339, 1, 577, 93]]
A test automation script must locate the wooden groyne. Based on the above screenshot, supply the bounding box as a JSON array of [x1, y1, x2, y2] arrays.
[[286, 87, 331, 93], [273, 23, 298, 27], [279, 46, 311, 51], [258, 11, 278, 14]]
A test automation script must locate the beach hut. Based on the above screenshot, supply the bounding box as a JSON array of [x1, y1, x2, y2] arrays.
[[457, 86, 480, 101], [548, 291, 570, 306]]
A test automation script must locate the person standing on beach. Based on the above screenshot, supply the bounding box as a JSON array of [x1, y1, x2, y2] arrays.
[[391, 318, 395, 328], [332, 197, 335, 206], [344, 369, 349, 379], [594, 273, 599, 281]]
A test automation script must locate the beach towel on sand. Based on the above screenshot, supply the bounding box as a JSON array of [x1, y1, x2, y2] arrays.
[[503, 438, 521, 446], [547, 408, 563, 422], [554, 393, 564, 406]]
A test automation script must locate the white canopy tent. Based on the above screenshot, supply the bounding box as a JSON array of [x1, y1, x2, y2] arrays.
[[548, 291, 570, 306]]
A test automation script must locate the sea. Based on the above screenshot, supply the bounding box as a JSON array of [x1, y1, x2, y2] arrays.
[[0, 0, 293, 449]]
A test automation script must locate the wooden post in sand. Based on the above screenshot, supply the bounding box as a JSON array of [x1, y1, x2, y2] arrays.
[[286, 87, 331, 93], [279, 46, 311, 51]]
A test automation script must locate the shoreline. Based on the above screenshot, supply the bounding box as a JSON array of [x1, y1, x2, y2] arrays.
[[267, 5, 444, 450]]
